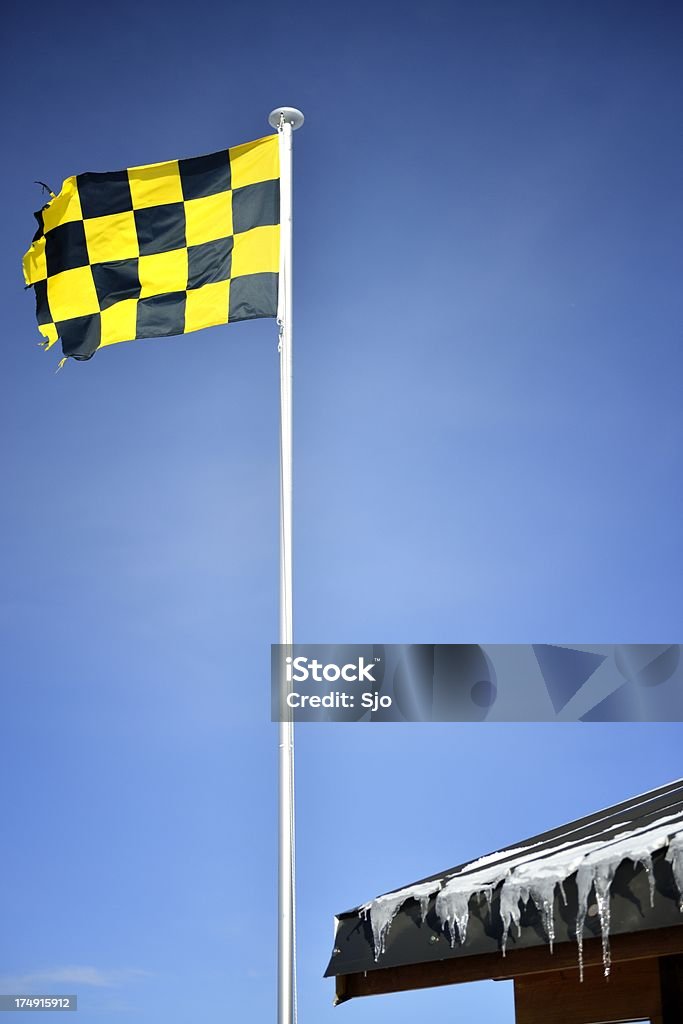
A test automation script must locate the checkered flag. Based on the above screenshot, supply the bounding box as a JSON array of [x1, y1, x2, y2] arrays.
[[23, 134, 280, 361]]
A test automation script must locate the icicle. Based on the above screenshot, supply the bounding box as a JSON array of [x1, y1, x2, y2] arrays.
[[576, 858, 617, 977], [666, 834, 683, 909], [637, 852, 655, 908], [530, 879, 558, 953], [436, 869, 509, 948], [498, 881, 524, 956], [417, 891, 432, 922], [435, 885, 473, 948], [594, 863, 615, 977], [575, 865, 591, 982], [362, 880, 442, 960], [360, 898, 399, 961], [558, 878, 568, 906]]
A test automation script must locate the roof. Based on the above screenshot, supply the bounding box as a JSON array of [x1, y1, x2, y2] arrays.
[[325, 777, 683, 992]]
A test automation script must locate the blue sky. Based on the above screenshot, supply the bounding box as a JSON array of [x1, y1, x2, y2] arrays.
[[2, 1, 682, 1021]]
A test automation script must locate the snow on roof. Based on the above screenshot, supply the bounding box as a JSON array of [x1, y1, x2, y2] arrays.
[[341, 778, 683, 980]]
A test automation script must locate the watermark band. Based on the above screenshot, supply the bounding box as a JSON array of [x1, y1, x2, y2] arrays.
[[270, 644, 682, 722]]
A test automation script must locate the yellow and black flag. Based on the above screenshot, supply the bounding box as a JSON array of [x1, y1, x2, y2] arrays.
[[23, 134, 280, 361]]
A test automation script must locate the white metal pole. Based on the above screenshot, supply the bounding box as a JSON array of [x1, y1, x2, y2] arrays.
[[268, 105, 304, 1024]]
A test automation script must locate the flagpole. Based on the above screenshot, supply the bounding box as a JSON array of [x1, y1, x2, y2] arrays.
[[269, 105, 304, 1024]]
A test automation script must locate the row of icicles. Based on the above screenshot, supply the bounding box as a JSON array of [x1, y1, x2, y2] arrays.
[[361, 824, 683, 979]]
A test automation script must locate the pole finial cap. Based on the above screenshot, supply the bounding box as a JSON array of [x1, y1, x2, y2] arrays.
[[268, 107, 305, 130]]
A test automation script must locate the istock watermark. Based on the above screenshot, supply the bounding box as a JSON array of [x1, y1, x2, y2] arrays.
[[286, 655, 378, 684], [270, 644, 683, 722]]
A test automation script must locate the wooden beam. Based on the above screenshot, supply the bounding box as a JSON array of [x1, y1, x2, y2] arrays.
[[334, 925, 683, 1003], [514, 959, 661, 1024], [660, 954, 683, 1024]]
